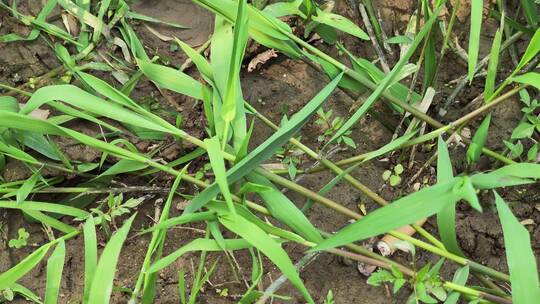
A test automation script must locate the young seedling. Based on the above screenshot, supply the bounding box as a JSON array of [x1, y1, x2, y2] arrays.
[[315, 108, 357, 149], [382, 164, 404, 186], [8, 228, 29, 249]]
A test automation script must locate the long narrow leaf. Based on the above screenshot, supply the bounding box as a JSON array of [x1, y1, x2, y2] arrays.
[[436, 137, 464, 256], [313, 177, 465, 251], [147, 238, 252, 273], [247, 172, 322, 242], [184, 73, 343, 213], [219, 214, 314, 303], [327, 4, 443, 145], [44, 240, 66, 304], [83, 216, 97, 303], [205, 136, 236, 214], [495, 192, 540, 303], [467, 0, 483, 81], [87, 214, 136, 304]]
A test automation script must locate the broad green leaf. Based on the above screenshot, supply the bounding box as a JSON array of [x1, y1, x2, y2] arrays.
[[484, 29, 502, 100], [495, 192, 540, 303], [312, 177, 466, 251], [82, 216, 97, 303], [312, 10, 368, 40], [467, 0, 483, 82], [513, 72, 540, 91], [87, 214, 135, 304], [184, 73, 343, 213], [263, 0, 305, 18], [137, 59, 206, 100], [511, 122, 535, 139], [219, 214, 314, 303], [44, 240, 65, 304], [205, 136, 236, 214], [0, 243, 52, 290], [436, 137, 464, 256], [147, 238, 252, 273], [247, 172, 322, 242], [328, 5, 443, 144], [466, 114, 491, 164]]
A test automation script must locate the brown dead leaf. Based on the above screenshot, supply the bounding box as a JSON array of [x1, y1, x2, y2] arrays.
[[248, 49, 278, 72]]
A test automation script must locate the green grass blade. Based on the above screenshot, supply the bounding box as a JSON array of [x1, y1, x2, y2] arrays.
[[362, 131, 417, 163], [83, 216, 97, 303], [436, 136, 464, 256], [444, 265, 469, 304], [512, 72, 540, 91], [302, 163, 361, 212], [466, 113, 491, 164], [20, 85, 172, 134], [147, 238, 252, 273], [219, 213, 314, 303], [126, 11, 189, 29], [484, 29, 502, 100], [207, 201, 306, 243], [137, 59, 206, 100], [138, 168, 188, 303], [205, 136, 236, 214], [313, 177, 465, 251], [178, 269, 187, 304], [193, 0, 302, 58], [175, 38, 213, 80], [139, 212, 217, 235], [221, 0, 249, 149], [0, 201, 88, 218], [184, 73, 343, 213], [16, 170, 40, 204], [516, 28, 540, 70], [0, 243, 52, 290], [263, 0, 305, 18], [467, 0, 483, 82], [327, 4, 443, 145], [9, 283, 42, 303], [87, 214, 136, 304], [494, 192, 540, 303], [24, 210, 77, 234], [519, 0, 539, 27], [44, 240, 65, 304], [247, 172, 323, 242], [312, 10, 369, 40]]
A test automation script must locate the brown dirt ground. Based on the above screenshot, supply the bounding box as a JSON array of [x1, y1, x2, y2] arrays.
[[1, 0, 539, 303]]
